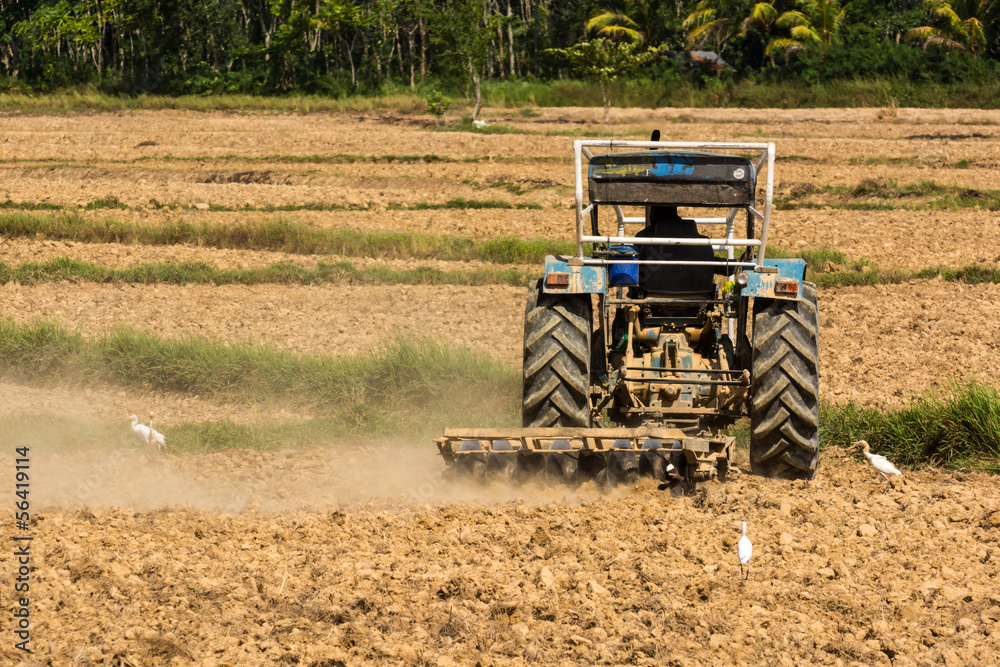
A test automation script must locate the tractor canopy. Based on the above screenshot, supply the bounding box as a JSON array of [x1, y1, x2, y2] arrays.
[[588, 151, 756, 207]]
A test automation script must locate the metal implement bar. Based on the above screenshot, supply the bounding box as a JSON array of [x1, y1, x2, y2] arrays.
[[627, 377, 749, 386], [586, 259, 756, 268], [577, 140, 772, 151], [581, 235, 759, 246], [574, 142, 585, 257], [624, 366, 744, 375], [441, 426, 687, 439], [607, 297, 727, 305], [437, 430, 731, 452], [757, 145, 775, 270], [619, 216, 731, 225]]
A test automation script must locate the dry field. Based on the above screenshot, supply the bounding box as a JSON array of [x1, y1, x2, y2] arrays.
[[1, 106, 999, 665]]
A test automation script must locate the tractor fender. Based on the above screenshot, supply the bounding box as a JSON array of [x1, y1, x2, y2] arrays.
[[740, 258, 807, 301], [541, 255, 607, 294]]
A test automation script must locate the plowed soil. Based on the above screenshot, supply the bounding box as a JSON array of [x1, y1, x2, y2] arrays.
[[2, 446, 1000, 666], [2, 106, 999, 665]]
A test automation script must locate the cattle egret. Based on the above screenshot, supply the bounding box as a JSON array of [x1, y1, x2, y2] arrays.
[[130, 415, 151, 447], [473, 119, 490, 128], [737, 521, 752, 581], [147, 411, 167, 452], [854, 440, 900, 486]]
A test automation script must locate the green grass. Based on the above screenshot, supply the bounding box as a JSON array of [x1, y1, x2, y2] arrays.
[[0, 212, 574, 263], [2, 76, 1000, 117], [821, 382, 1000, 472], [0, 195, 549, 214], [0, 91, 431, 114], [776, 178, 1000, 212], [0, 256, 535, 288], [765, 245, 1000, 288], [390, 198, 542, 211], [0, 199, 64, 211], [0, 320, 519, 441], [1, 318, 998, 466], [812, 263, 1000, 288], [3, 212, 997, 289]]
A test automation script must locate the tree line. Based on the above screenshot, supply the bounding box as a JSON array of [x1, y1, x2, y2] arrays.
[[0, 0, 997, 102]]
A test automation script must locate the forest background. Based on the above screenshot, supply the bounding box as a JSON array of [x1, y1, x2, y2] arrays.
[[0, 0, 998, 110]]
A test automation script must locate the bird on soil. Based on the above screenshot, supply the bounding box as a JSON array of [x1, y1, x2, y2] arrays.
[[147, 411, 167, 452], [130, 413, 166, 452], [130, 414, 152, 448], [737, 521, 753, 581], [853, 440, 901, 487]]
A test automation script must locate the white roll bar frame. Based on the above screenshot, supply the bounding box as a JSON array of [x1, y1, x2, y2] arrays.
[[572, 140, 775, 273]]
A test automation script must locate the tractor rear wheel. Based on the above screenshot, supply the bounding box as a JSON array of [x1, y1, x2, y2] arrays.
[[750, 282, 820, 479], [522, 280, 592, 428]]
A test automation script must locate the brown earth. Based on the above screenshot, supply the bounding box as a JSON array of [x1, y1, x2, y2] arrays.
[[1, 107, 999, 665], [2, 445, 999, 666]]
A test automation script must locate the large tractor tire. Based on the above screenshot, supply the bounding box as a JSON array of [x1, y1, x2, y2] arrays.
[[522, 280, 592, 428], [749, 282, 820, 479]]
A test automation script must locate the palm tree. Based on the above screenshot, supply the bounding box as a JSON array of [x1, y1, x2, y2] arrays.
[[586, 1, 654, 45], [904, 0, 999, 58], [766, 0, 849, 62], [683, 0, 753, 53], [741, 2, 781, 66]]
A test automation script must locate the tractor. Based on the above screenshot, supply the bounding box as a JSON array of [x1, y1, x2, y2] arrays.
[[436, 138, 819, 490]]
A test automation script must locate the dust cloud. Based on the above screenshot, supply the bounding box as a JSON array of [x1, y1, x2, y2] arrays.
[[14, 439, 617, 513]]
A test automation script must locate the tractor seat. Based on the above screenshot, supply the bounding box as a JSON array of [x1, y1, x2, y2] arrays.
[[635, 207, 716, 297]]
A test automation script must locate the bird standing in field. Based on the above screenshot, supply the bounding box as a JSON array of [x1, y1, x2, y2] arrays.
[[130, 414, 151, 448], [472, 119, 491, 128], [737, 521, 753, 581], [147, 411, 167, 452], [130, 413, 166, 452], [853, 440, 901, 487]]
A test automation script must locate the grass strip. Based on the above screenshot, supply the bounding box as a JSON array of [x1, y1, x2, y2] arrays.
[[2, 196, 546, 214], [391, 198, 542, 211], [1, 153, 566, 166], [776, 178, 1000, 212], [0, 320, 519, 439], [3, 221, 997, 289], [0, 257, 534, 288], [812, 264, 1000, 288], [1, 320, 997, 466], [0, 211, 574, 263], [764, 246, 1000, 288]]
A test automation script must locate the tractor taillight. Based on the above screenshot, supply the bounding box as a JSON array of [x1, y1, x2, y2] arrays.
[[775, 278, 799, 295], [546, 272, 570, 287]]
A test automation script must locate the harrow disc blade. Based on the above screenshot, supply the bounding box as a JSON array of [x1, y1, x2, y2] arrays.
[[605, 439, 639, 487], [456, 440, 488, 483], [639, 439, 667, 481], [546, 439, 579, 485], [486, 440, 517, 483]]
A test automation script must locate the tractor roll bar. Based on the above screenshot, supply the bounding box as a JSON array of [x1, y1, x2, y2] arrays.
[[573, 140, 775, 273]]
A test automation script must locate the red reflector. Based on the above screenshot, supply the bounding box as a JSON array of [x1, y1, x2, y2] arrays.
[[546, 272, 570, 287], [775, 278, 799, 295]]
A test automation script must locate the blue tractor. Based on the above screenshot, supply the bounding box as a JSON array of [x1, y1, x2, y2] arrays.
[[437, 139, 819, 489]]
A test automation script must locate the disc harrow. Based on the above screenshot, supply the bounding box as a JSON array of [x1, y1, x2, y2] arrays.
[[436, 427, 734, 492]]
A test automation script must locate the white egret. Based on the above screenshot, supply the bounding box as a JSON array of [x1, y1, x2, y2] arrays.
[[472, 119, 491, 128], [854, 440, 901, 486], [147, 411, 167, 452], [130, 415, 151, 448], [737, 521, 752, 581]]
